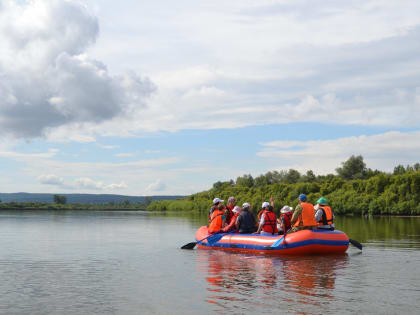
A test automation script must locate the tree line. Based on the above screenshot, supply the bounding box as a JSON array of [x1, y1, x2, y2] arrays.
[[0, 198, 148, 211], [147, 156, 420, 215]]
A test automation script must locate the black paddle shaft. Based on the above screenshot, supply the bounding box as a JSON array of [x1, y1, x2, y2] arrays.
[[349, 238, 363, 250], [181, 233, 219, 250]]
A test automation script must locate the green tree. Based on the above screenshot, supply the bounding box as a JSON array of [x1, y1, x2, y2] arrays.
[[254, 175, 269, 187], [393, 165, 406, 175], [213, 181, 223, 189], [236, 174, 254, 187], [285, 169, 301, 183], [336, 155, 367, 180], [53, 195, 67, 204], [301, 170, 316, 182]]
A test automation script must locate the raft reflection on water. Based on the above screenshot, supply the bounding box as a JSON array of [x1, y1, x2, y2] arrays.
[[196, 250, 349, 310]]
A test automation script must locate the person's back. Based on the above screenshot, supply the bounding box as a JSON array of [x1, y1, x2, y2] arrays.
[[295, 202, 316, 227], [208, 207, 225, 233], [236, 203, 256, 234], [257, 204, 277, 235], [282, 211, 293, 231], [278, 205, 293, 234], [315, 197, 335, 230], [291, 194, 317, 231]]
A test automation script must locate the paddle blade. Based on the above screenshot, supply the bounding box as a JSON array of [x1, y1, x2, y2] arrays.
[[181, 242, 197, 250], [207, 233, 224, 245], [349, 238, 363, 250]]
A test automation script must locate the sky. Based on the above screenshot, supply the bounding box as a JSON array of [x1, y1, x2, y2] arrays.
[[1, 0, 420, 196]]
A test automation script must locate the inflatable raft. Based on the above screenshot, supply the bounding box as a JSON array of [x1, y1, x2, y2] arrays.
[[195, 226, 349, 255]]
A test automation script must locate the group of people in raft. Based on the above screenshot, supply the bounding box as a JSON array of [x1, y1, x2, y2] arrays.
[[208, 194, 334, 235]]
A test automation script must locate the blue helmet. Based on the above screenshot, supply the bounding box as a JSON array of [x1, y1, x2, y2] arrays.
[[298, 194, 307, 202]]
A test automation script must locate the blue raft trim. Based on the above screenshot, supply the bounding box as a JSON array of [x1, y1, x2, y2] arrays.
[[197, 230, 349, 251], [203, 239, 349, 251]]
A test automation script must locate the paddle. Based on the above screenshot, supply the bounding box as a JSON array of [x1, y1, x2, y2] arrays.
[[349, 238, 363, 250], [181, 232, 223, 250]]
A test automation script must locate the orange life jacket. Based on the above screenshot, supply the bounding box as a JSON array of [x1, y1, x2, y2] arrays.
[[261, 210, 278, 234], [208, 209, 224, 233], [293, 202, 317, 228], [317, 205, 334, 225]]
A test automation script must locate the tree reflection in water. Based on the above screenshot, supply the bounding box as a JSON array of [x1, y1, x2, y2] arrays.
[[195, 250, 349, 313]]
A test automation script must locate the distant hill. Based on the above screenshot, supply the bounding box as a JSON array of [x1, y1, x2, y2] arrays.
[[0, 193, 185, 204]]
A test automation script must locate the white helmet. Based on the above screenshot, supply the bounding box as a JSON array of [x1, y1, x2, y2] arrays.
[[213, 197, 224, 205], [262, 201, 270, 209]]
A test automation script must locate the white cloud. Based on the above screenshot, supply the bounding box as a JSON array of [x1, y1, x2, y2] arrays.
[[81, 0, 420, 136], [75, 177, 125, 190], [146, 179, 166, 193], [0, 148, 58, 160], [106, 182, 128, 190], [258, 131, 420, 174], [0, 0, 155, 139], [2, 0, 419, 140], [37, 174, 65, 186], [37, 174, 127, 190], [114, 153, 134, 157], [98, 144, 119, 149]]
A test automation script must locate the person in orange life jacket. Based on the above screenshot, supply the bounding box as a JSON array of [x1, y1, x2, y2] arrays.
[[257, 201, 270, 223], [222, 206, 241, 233], [314, 197, 335, 230], [225, 196, 236, 226], [236, 203, 257, 234], [209, 197, 224, 220], [277, 205, 293, 235], [290, 194, 317, 232], [256, 204, 278, 235], [208, 203, 226, 234]]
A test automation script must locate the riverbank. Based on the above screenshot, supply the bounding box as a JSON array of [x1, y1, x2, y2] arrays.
[[0, 202, 146, 211]]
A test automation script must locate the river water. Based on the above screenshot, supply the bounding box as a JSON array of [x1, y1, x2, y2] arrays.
[[0, 210, 419, 314]]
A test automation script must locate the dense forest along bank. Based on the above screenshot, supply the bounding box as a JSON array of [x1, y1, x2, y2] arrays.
[[148, 157, 420, 215]]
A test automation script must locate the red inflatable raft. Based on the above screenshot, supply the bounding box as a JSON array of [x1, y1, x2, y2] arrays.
[[195, 226, 349, 255]]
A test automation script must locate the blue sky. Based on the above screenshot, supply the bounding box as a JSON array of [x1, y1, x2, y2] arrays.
[[1, 0, 420, 195]]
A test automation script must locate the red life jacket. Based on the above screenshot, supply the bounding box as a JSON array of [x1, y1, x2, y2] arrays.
[[208, 209, 224, 233], [280, 211, 293, 231], [225, 205, 234, 224], [317, 205, 334, 225], [261, 210, 278, 234]]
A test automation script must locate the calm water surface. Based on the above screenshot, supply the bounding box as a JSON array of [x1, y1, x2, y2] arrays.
[[0, 210, 419, 314]]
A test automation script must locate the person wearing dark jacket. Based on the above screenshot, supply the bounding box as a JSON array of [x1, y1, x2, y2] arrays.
[[236, 203, 256, 234]]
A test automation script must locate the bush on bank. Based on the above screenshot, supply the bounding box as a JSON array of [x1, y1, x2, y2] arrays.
[[147, 157, 420, 215]]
